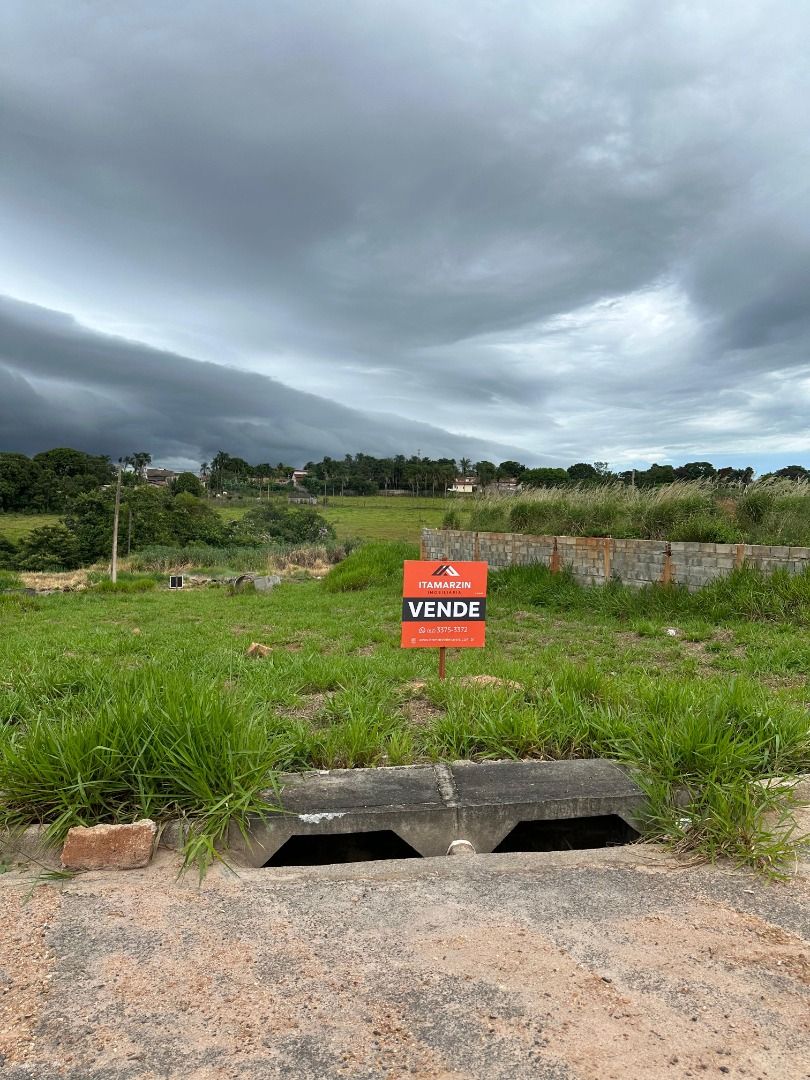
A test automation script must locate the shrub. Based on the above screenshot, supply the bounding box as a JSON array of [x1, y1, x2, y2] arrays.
[[15, 524, 81, 571], [228, 503, 335, 545]]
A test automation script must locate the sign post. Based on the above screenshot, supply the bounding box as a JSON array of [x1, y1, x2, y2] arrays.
[[401, 560, 488, 679]]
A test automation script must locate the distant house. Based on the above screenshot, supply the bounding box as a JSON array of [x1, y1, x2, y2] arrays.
[[145, 468, 178, 487], [288, 492, 318, 505], [449, 476, 478, 494], [291, 470, 308, 488]]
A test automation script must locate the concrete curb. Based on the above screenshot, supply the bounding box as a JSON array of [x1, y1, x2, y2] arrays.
[[227, 758, 649, 866]]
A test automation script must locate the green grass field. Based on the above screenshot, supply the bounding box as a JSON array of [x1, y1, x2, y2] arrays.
[[0, 494, 462, 546], [1, 546, 808, 872], [0, 513, 61, 542]]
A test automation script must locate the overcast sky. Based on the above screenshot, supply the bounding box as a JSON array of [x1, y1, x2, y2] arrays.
[[1, 1, 809, 472]]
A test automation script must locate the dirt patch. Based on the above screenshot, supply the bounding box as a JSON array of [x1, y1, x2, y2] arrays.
[[0, 884, 61, 1066], [401, 696, 445, 727], [275, 692, 329, 721], [404, 679, 428, 694], [421, 901, 810, 1079], [356, 644, 376, 656], [456, 674, 523, 691]]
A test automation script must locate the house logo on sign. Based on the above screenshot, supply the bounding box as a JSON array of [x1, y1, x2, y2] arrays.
[[431, 564, 460, 577]]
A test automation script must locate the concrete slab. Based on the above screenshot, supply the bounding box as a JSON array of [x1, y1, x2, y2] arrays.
[[230, 759, 647, 866], [451, 759, 645, 853]]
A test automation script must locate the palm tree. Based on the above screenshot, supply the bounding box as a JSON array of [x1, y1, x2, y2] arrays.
[[459, 457, 471, 478]]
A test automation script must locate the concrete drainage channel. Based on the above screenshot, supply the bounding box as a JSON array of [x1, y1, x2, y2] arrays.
[[227, 759, 646, 868]]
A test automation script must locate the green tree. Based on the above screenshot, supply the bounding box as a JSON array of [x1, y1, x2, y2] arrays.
[[0, 453, 42, 511], [775, 465, 809, 480], [0, 535, 18, 570], [521, 467, 570, 488], [567, 462, 599, 482], [497, 460, 526, 480], [170, 472, 204, 498], [674, 461, 716, 481], [475, 460, 497, 487], [166, 492, 226, 545]]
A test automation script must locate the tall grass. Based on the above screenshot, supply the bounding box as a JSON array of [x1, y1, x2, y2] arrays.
[[468, 479, 810, 545], [128, 541, 351, 574], [0, 668, 280, 873], [322, 540, 418, 592], [491, 562, 810, 625], [0, 569, 22, 591]]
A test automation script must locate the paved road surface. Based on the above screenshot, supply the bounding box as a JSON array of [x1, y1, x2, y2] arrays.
[[1, 846, 808, 1079]]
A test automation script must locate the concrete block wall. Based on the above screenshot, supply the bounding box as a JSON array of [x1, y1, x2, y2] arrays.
[[422, 529, 810, 590]]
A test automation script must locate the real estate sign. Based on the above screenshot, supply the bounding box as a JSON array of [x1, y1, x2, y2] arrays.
[[401, 560, 488, 649]]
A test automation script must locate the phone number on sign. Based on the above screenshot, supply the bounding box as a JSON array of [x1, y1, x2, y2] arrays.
[[418, 625, 470, 635]]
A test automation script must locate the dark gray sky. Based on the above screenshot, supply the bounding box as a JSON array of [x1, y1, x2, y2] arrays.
[[1, 1, 809, 471]]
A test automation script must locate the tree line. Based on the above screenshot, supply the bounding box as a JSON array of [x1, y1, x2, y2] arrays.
[[3, 446, 810, 514]]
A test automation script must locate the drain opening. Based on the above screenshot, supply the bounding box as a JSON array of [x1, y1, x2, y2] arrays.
[[264, 829, 422, 867], [493, 815, 639, 853]]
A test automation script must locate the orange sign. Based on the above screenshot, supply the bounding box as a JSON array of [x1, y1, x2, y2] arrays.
[[401, 560, 488, 648]]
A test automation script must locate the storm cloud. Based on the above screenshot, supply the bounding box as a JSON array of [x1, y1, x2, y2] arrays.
[[1, 1, 809, 469], [0, 295, 527, 467]]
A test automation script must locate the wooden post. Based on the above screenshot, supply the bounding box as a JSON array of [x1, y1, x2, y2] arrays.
[[438, 646, 446, 681], [661, 542, 673, 586], [550, 537, 560, 574], [111, 466, 122, 583], [735, 543, 745, 569]]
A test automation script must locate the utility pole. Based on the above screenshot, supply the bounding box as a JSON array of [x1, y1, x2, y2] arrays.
[[111, 464, 122, 583], [127, 504, 132, 557]]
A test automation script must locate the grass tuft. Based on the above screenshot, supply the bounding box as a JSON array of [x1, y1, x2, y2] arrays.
[[322, 541, 418, 592]]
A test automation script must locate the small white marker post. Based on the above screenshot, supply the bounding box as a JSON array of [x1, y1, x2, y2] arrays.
[[110, 465, 122, 583]]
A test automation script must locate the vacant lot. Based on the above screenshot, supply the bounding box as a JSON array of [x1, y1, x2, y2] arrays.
[[1, 545, 808, 871], [0, 494, 459, 547]]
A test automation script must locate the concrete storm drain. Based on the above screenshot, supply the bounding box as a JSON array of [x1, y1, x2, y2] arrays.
[[227, 759, 645, 868]]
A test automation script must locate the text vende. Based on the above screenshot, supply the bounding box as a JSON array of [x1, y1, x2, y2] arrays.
[[401, 598, 486, 621]]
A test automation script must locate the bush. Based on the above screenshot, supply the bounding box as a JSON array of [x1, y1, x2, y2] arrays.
[[468, 481, 810, 545], [15, 524, 81, 571], [228, 503, 335, 545]]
